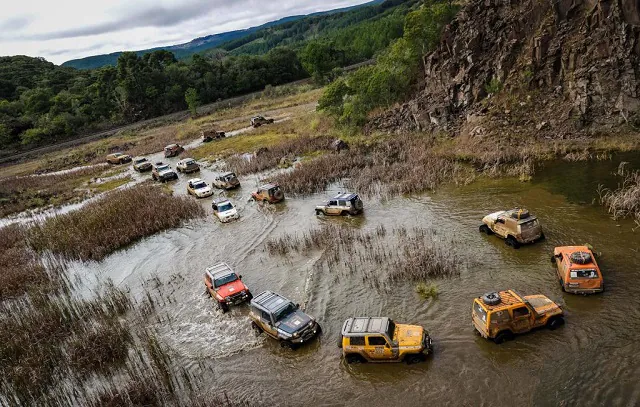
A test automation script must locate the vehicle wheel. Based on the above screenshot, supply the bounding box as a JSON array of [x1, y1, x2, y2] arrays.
[[251, 321, 262, 336], [493, 331, 514, 344], [206, 288, 211, 297], [405, 353, 426, 365], [315, 325, 322, 335], [152, 175, 157, 181], [246, 292, 253, 301], [538, 232, 546, 241], [337, 338, 343, 348], [479, 224, 493, 235], [316, 209, 323, 216], [218, 301, 229, 313], [341, 211, 348, 216], [547, 316, 565, 330], [550, 255, 557, 264], [345, 354, 366, 364], [506, 236, 520, 249]]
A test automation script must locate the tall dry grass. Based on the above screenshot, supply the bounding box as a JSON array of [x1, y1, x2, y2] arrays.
[[28, 185, 205, 261], [599, 170, 640, 226]]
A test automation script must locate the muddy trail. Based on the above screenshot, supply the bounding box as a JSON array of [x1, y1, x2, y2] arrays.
[[2, 149, 638, 405]]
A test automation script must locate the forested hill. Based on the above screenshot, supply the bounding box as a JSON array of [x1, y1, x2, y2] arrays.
[[62, 0, 386, 70], [0, 0, 420, 151]]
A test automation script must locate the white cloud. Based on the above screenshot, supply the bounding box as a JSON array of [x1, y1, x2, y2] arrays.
[[0, 0, 372, 65]]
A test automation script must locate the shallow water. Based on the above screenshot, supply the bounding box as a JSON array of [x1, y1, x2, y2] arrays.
[[14, 151, 640, 405]]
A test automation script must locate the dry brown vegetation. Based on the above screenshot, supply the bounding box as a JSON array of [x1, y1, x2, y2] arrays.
[[28, 185, 205, 261], [266, 225, 461, 288], [599, 170, 640, 226]]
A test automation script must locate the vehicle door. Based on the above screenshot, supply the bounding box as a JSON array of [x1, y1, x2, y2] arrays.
[[510, 306, 532, 333], [556, 254, 567, 282], [326, 200, 340, 215], [365, 335, 393, 360], [258, 309, 278, 338], [493, 217, 508, 237]]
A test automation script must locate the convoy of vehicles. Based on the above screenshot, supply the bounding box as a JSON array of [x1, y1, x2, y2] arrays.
[[106, 152, 132, 164], [176, 158, 200, 174], [186, 178, 213, 198], [249, 291, 321, 349], [204, 263, 252, 313], [315, 193, 364, 216], [339, 317, 432, 364], [472, 290, 564, 344], [212, 198, 239, 222], [212, 172, 240, 190], [552, 246, 604, 294], [132, 156, 152, 172], [252, 183, 284, 203], [479, 208, 544, 248], [151, 162, 178, 182]]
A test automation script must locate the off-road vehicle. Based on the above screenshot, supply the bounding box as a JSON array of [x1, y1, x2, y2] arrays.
[[315, 193, 363, 216], [132, 156, 152, 172], [479, 208, 544, 248], [339, 317, 432, 364], [250, 115, 274, 128], [164, 143, 184, 158], [212, 198, 239, 222], [202, 129, 226, 142], [106, 152, 132, 164], [249, 291, 321, 349], [176, 158, 200, 174], [472, 290, 564, 344], [151, 162, 178, 182], [252, 183, 284, 203], [204, 263, 252, 313], [212, 172, 240, 190], [552, 246, 603, 295], [187, 178, 213, 198]]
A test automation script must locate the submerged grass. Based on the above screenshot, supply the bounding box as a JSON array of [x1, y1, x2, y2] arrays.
[[28, 185, 205, 261], [415, 282, 438, 300], [599, 170, 640, 226]]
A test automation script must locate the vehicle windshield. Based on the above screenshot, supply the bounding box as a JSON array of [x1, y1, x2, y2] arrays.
[[134, 158, 147, 164], [520, 219, 539, 231], [274, 302, 297, 322], [185, 160, 195, 165], [386, 319, 396, 340], [193, 182, 207, 189], [114, 153, 123, 157], [571, 268, 599, 278], [213, 273, 238, 288], [217, 203, 233, 212], [157, 166, 169, 171]]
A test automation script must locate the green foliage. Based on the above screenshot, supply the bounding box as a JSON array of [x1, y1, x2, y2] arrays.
[[300, 41, 346, 84], [415, 282, 438, 299], [184, 88, 199, 117], [319, 1, 459, 125], [485, 78, 503, 95]]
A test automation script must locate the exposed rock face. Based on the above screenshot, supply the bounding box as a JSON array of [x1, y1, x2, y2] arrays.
[[370, 0, 640, 138]]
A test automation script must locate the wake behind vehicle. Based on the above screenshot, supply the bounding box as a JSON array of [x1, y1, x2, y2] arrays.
[[164, 144, 184, 158], [212, 172, 240, 190], [552, 246, 604, 294], [132, 156, 152, 172], [250, 115, 274, 128], [316, 193, 363, 216], [212, 198, 239, 222], [472, 290, 564, 344], [106, 152, 132, 165], [479, 208, 544, 248], [187, 178, 213, 198], [204, 263, 252, 313], [252, 183, 284, 203], [151, 162, 178, 182], [176, 158, 200, 174], [339, 317, 432, 364], [249, 291, 321, 349]]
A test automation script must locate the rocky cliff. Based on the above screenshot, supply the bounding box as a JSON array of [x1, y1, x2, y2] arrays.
[[371, 0, 640, 141]]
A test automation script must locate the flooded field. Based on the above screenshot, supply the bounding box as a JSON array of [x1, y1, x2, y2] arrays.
[[12, 151, 640, 405]]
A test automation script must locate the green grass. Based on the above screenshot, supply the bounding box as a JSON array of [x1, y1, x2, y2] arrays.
[[415, 282, 438, 300], [89, 176, 131, 193]]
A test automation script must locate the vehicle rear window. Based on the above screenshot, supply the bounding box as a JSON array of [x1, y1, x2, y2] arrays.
[[349, 336, 365, 346], [571, 269, 599, 278], [473, 302, 487, 323], [520, 219, 539, 231]]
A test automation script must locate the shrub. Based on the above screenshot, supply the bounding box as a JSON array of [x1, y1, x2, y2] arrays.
[[415, 282, 438, 300]]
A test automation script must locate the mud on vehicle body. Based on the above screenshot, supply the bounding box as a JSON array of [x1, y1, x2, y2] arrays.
[[479, 208, 544, 248], [250, 115, 275, 128], [187, 178, 213, 198], [315, 193, 364, 216], [106, 152, 132, 165], [212, 172, 240, 190], [202, 130, 226, 142], [176, 158, 200, 174], [552, 246, 604, 295], [151, 162, 178, 182], [164, 143, 184, 158], [472, 290, 564, 344], [204, 263, 252, 313], [212, 198, 239, 222], [249, 291, 320, 349], [132, 156, 152, 172], [339, 317, 432, 364], [252, 183, 284, 203]]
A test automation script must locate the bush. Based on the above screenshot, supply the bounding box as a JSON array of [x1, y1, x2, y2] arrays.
[[415, 282, 438, 299]]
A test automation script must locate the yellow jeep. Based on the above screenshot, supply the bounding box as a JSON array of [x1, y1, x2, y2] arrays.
[[472, 290, 564, 344], [339, 317, 432, 364]]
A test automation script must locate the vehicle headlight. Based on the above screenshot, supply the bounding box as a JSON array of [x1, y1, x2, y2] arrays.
[[292, 332, 300, 338]]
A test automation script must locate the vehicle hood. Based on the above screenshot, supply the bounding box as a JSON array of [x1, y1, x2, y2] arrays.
[[216, 280, 246, 298], [397, 324, 425, 348], [219, 207, 237, 217], [137, 162, 151, 167], [525, 295, 563, 315], [158, 168, 175, 175], [277, 309, 312, 334], [195, 186, 211, 195], [483, 211, 505, 223]]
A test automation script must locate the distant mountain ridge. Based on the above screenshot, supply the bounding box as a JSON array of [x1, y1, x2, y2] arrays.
[[62, 0, 384, 69]]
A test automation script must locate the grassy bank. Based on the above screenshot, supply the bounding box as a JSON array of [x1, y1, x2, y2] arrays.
[[599, 170, 640, 226]]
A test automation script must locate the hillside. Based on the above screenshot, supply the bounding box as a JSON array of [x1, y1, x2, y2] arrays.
[[370, 0, 640, 148], [62, 0, 386, 69]]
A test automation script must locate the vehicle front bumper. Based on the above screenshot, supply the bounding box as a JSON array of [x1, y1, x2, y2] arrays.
[[289, 322, 320, 344], [224, 291, 251, 305], [183, 167, 200, 173], [219, 213, 239, 223], [159, 173, 178, 181]]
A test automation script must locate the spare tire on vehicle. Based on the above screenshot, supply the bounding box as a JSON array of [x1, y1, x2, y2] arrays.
[[511, 208, 530, 220], [482, 292, 501, 306], [570, 251, 592, 264]]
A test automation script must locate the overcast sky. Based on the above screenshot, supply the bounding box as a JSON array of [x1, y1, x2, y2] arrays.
[[0, 0, 371, 65]]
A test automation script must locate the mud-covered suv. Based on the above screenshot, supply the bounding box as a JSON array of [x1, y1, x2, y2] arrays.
[[249, 291, 321, 349], [339, 317, 432, 364], [552, 246, 604, 295], [151, 162, 178, 182], [250, 115, 274, 128], [212, 172, 240, 190], [316, 193, 363, 216], [479, 208, 544, 248], [252, 183, 284, 203], [472, 290, 564, 344], [204, 263, 252, 313]]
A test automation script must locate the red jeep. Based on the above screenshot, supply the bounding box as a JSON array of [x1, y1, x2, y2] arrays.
[[204, 263, 252, 313]]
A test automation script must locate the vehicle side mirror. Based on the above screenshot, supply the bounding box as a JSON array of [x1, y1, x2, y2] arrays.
[[296, 303, 300, 309], [238, 274, 243, 279]]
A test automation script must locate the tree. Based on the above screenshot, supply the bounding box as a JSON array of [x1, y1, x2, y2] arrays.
[[185, 88, 199, 117]]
